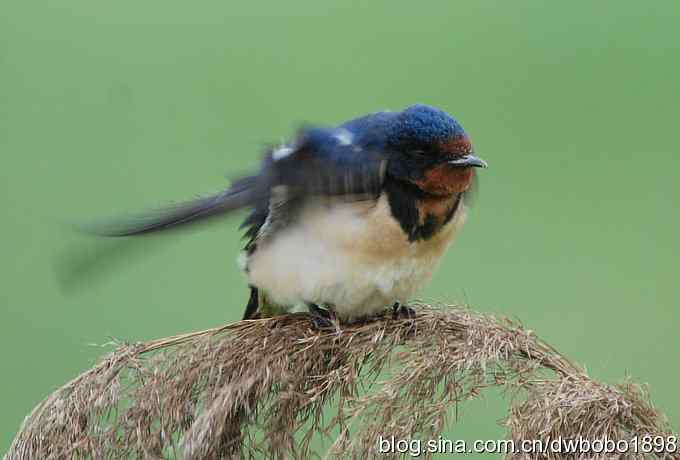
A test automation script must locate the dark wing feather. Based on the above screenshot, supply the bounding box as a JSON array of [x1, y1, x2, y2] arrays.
[[269, 127, 387, 199], [240, 127, 388, 247]]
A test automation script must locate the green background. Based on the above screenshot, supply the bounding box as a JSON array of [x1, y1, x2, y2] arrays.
[[1, 0, 678, 456]]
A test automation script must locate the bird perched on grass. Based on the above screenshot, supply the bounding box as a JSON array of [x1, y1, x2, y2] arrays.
[[83, 104, 487, 327]]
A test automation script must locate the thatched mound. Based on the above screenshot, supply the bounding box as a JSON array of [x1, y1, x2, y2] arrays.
[[5, 305, 678, 459]]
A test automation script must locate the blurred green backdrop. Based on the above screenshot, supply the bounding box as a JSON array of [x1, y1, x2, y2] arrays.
[[1, 0, 679, 456]]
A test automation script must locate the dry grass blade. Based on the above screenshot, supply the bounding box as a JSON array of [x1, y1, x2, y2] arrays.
[[5, 305, 678, 460]]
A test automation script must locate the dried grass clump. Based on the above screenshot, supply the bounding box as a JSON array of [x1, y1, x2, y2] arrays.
[[5, 304, 678, 460]]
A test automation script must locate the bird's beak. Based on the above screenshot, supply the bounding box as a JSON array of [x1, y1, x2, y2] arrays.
[[447, 154, 488, 168]]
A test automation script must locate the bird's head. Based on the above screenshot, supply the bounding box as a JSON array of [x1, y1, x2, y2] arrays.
[[386, 104, 487, 196]]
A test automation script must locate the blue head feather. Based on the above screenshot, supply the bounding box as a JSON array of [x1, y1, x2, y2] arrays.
[[386, 104, 466, 149], [339, 104, 467, 153]]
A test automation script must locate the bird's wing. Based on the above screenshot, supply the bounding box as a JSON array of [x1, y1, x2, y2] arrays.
[[240, 126, 388, 247], [264, 126, 387, 200], [80, 126, 387, 238]]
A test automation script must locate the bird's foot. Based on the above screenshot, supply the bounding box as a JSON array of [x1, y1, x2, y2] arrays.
[[392, 302, 416, 320], [311, 315, 334, 330], [307, 303, 340, 331]]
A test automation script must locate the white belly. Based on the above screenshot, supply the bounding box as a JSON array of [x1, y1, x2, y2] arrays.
[[242, 194, 467, 320]]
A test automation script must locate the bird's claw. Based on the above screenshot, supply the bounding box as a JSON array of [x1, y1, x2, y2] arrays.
[[308, 303, 340, 331], [392, 303, 416, 320], [310, 315, 335, 330]]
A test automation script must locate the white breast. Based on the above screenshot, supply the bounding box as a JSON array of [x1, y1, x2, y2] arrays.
[[242, 194, 467, 320]]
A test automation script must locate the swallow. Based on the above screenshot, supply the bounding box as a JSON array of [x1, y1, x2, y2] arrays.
[[82, 104, 487, 326]]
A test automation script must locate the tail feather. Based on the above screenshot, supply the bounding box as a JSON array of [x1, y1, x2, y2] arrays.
[[79, 176, 263, 237]]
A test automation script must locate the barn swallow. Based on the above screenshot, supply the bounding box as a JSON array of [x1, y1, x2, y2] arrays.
[[83, 104, 487, 326]]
